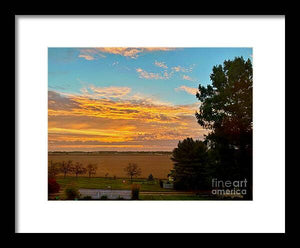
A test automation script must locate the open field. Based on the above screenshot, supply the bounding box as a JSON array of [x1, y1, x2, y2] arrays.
[[49, 152, 173, 179]]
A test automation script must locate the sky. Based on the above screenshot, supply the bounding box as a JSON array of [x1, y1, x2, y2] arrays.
[[48, 47, 252, 151]]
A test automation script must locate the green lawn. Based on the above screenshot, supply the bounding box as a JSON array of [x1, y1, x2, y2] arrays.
[[56, 176, 173, 192], [53, 176, 216, 200]]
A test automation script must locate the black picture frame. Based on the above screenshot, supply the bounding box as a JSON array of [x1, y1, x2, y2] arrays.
[[9, 10, 288, 239]]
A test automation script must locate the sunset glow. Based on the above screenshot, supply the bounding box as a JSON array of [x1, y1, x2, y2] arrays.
[[49, 47, 252, 151]]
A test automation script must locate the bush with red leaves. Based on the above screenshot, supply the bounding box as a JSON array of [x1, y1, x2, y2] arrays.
[[48, 178, 60, 194]]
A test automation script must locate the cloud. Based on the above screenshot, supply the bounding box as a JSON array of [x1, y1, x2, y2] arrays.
[[96, 48, 141, 58], [78, 54, 95, 61], [49, 90, 197, 122], [48, 90, 207, 151], [136, 68, 171, 80], [143, 47, 175, 52], [172, 65, 192, 72], [48, 91, 80, 111], [182, 75, 194, 81], [175, 85, 198, 95], [82, 85, 131, 99], [154, 61, 168, 69], [171, 65, 194, 73], [136, 62, 196, 81], [78, 48, 106, 60], [78, 47, 176, 60]]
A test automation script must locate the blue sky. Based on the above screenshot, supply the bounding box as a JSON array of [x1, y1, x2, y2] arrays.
[[48, 47, 252, 151], [49, 47, 252, 105]]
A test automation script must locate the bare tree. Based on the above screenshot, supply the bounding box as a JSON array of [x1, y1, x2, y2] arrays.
[[124, 163, 141, 182], [48, 160, 60, 178], [73, 162, 86, 178], [59, 160, 73, 178], [86, 163, 97, 178]]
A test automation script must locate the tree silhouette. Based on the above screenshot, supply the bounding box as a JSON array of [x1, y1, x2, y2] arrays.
[[86, 163, 97, 178], [195, 57, 253, 199], [170, 138, 209, 190], [73, 162, 86, 178], [59, 160, 73, 178], [48, 160, 60, 179], [124, 163, 141, 182]]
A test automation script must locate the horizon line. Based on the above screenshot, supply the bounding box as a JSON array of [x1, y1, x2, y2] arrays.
[[48, 150, 173, 153]]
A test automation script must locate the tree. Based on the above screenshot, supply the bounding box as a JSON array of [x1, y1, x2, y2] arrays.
[[48, 160, 60, 179], [86, 163, 97, 178], [195, 57, 253, 199], [170, 138, 210, 190], [73, 162, 86, 178], [59, 160, 73, 178], [124, 163, 141, 182], [147, 173, 154, 181]]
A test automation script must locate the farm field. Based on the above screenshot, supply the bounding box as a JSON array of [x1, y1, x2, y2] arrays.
[[49, 152, 173, 179]]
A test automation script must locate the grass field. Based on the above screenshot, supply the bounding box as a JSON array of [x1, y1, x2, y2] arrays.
[[49, 152, 173, 179], [52, 176, 213, 200], [56, 176, 173, 192], [49, 152, 214, 200]]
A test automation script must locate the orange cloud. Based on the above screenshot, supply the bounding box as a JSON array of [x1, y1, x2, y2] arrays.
[[78, 47, 176, 60], [182, 75, 194, 81], [96, 48, 141, 58], [175, 85, 198, 95], [78, 54, 95, 61], [143, 47, 175, 52], [78, 48, 106, 60], [48, 90, 206, 151]]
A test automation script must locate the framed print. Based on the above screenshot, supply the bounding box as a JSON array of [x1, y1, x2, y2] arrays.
[[47, 47, 253, 201], [15, 15, 285, 234]]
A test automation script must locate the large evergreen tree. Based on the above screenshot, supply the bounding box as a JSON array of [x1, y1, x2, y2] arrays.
[[195, 57, 253, 199], [171, 138, 210, 190]]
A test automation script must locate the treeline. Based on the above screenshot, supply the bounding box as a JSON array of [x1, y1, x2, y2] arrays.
[[48, 160, 97, 178]]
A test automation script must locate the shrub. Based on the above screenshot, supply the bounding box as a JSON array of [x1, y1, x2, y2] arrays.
[[100, 195, 108, 200], [65, 187, 80, 200], [48, 178, 60, 194], [147, 174, 154, 181], [131, 184, 140, 200], [159, 179, 164, 188]]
